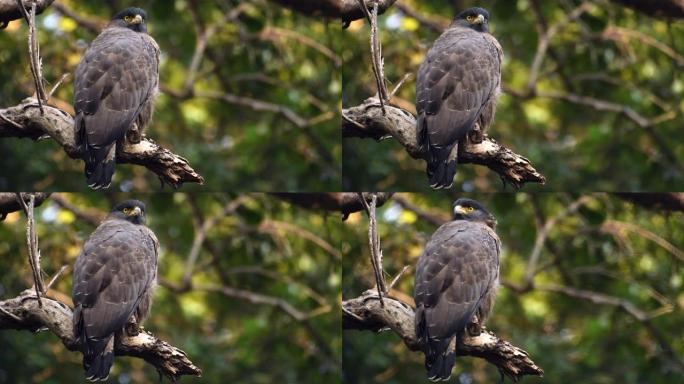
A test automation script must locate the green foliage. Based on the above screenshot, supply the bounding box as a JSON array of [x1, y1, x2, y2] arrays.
[[0, 193, 341, 383], [342, 0, 684, 191], [0, 0, 341, 191], [343, 193, 683, 383]]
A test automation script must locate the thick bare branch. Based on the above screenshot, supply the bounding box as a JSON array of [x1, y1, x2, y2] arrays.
[[343, 97, 546, 188], [0, 192, 50, 220], [0, 0, 54, 28], [0, 289, 202, 380], [0, 98, 204, 187], [616, 193, 684, 212], [609, 0, 684, 18], [269, 0, 398, 24], [342, 290, 544, 381], [270, 192, 393, 218]]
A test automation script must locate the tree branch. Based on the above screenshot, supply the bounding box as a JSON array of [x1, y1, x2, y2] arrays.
[[342, 290, 544, 381], [269, 0, 398, 25], [342, 97, 546, 188], [270, 192, 393, 218], [609, 0, 684, 18], [0, 192, 50, 220], [357, 193, 387, 303], [615, 192, 684, 212], [0, 0, 54, 28], [0, 98, 204, 188], [15, 193, 45, 307], [0, 289, 202, 380]]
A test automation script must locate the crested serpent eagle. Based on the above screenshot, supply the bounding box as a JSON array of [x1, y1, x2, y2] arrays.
[[72, 200, 159, 381], [414, 198, 501, 381], [74, 8, 160, 189], [416, 7, 503, 189]]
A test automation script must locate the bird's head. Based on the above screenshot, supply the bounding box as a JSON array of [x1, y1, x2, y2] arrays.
[[110, 199, 147, 225], [452, 198, 497, 229], [110, 7, 148, 33], [453, 7, 490, 32]]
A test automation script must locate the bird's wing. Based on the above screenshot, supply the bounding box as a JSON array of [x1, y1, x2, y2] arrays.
[[416, 27, 501, 149], [415, 221, 500, 340], [74, 27, 159, 151], [72, 219, 156, 342]]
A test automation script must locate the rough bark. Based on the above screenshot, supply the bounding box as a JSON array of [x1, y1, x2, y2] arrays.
[[610, 0, 684, 18], [0, 289, 202, 380], [270, 0, 398, 24], [343, 97, 546, 188], [271, 192, 393, 218], [0, 0, 55, 27], [343, 290, 544, 381], [0, 98, 204, 188]]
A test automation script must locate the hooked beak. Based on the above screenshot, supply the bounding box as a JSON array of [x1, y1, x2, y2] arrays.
[[454, 205, 467, 215], [131, 206, 142, 216], [475, 14, 485, 25], [131, 14, 143, 25]]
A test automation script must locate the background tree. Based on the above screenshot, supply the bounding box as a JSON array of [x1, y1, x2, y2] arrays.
[[0, 193, 341, 383], [343, 193, 683, 383], [342, 0, 684, 191], [0, 0, 341, 191]]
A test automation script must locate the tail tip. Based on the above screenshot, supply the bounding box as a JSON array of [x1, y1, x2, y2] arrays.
[[85, 160, 115, 189]]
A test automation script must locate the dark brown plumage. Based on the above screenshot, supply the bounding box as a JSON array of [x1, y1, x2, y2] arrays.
[[74, 7, 160, 189], [414, 198, 500, 381], [416, 7, 503, 189], [72, 200, 158, 381]]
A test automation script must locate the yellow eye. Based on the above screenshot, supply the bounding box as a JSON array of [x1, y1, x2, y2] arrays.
[[466, 15, 475, 22], [123, 207, 131, 214], [124, 15, 133, 23], [465, 206, 475, 212]]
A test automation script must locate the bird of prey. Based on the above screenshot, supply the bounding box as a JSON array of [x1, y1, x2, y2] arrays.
[[74, 8, 160, 189], [414, 198, 501, 381], [416, 7, 503, 189], [72, 200, 159, 381]]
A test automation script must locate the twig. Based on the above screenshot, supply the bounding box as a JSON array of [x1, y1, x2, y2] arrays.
[[15, 0, 47, 113], [182, 196, 251, 286], [45, 265, 68, 290], [47, 73, 69, 99], [15, 193, 44, 307], [0, 110, 22, 128], [259, 219, 342, 260], [357, 0, 389, 114], [388, 73, 411, 99], [600, 220, 684, 262], [260, 26, 342, 67], [223, 265, 329, 307], [387, 265, 410, 290], [358, 193, 387, 305], [526, 1, 592, 92], [524, 196, 593, 285]]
